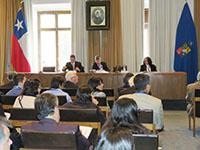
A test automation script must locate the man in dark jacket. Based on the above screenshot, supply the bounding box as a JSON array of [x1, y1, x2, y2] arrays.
[[92, 55, 110, 71], [62, 54, 84, 72]]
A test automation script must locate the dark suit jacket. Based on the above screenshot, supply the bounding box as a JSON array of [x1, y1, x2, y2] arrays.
[[92, 62, 110, 71], [63, 61, 84, 72], [0, 81, 14, 89], [21, 118, 90, 150], [140, 64, 157, 72]]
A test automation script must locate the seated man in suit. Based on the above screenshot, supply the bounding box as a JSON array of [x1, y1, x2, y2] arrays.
[[92, 55, 110, 72], [21, 93, 91, 150], [43, 76, 72, 103], [119, 73, 164, 131], [6, 74, 26, 96], [62, 54, 84, 72], [140, 57, 157, 72], [63, 71, 79, 89]]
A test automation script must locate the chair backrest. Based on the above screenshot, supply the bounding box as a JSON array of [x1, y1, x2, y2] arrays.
[[21, 130, 77, 149], [42, 67, 55, 72], [57, 95, 67, 105], [0, 88, 11, 94], [9, 108, 38, 120], [133, 134, 158, 150], [138, 109, 153, 124], [60, 108, 99, 122], [194, 89, 200, 117], [0, 95, 17, 105]]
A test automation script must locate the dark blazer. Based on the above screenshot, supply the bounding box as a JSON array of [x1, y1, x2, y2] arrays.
[[92, 62, 110, 71], [63, 61, 84, 72], [140, 64, 157, 72], [22, 118, 90, 150]]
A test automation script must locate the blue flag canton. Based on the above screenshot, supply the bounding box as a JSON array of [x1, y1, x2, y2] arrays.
[[14, 9, 27, 40], [176, 42, 193, 57]]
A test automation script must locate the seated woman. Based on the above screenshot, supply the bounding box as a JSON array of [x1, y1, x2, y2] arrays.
[[13, 79, 41, 109], [140, 57, 157, 72], [102, 98, 149, 134], [88, 77, 106, 99], [95, 126, 135, 150]]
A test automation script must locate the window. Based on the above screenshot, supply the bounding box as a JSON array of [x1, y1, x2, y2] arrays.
[[143, 0, 149, 58], [32, 3, 71, 72]]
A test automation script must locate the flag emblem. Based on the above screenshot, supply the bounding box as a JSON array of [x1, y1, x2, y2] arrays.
[[176, 43, 191, 56]]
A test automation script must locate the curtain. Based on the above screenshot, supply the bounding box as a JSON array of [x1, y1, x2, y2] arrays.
[[0, 0, 21, 84], [72, 0, 88, 71], [149, 0, 194, 72], [88, 0, 123, 71], [120, 0, 144, 72]]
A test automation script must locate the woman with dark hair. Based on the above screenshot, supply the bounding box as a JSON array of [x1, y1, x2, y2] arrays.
[[13, 79, 41, 108], [102, 98, 149, 134], [140, 57, 157, 72], [95, 126, 135, 150], [88, 77, 106, 98]]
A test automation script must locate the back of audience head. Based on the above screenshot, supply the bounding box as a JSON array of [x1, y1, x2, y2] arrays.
[[110, 98, 139, 127], [35, 93, 59, 122], [65, 71, 78, 84], [21, 79, 41, 96], [123, 73, 134, 87], [7, 71, 17, 81], [13, 74, 26, 86], [88, 77, 104, 91], [51, 76, 64, 89], [134, 73, 150, 93], [197, 71, 200, 81], [95, 126, 135, 150]]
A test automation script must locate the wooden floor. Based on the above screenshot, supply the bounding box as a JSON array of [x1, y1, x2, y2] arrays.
[[159, 111, 200, 150]]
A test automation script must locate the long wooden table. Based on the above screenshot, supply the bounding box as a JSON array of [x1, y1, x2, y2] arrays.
[[3, 72, 187, 100]]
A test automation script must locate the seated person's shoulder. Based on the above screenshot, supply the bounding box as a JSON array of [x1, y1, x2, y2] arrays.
[[92, 91, 106, 97]]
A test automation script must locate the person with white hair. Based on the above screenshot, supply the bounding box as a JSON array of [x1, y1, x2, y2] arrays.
[[186, 71, 200, 116], [63, 71, 79, 89]]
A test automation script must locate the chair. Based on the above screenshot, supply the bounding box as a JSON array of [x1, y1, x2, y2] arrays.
[[0, 88, 11, 94], [42, 67, 55, 72], [21, 130, 77, 149], [57, 96, 67, 105], [133, 134, 159, 150], [0, 95, 17, 110], [188, 96, 200, 137], [138, 109, 153, 124]]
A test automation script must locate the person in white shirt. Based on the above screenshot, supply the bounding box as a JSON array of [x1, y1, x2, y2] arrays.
[[120, 73, 164, 131]]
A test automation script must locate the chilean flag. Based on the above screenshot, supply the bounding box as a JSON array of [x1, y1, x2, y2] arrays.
[[11, 9, 31, 72]]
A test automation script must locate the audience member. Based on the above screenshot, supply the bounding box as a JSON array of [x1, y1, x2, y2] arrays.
[[6, 74, 26, 96], [140, 57, 157, 72], [119, 74, 164, 131], [21, 93, 90, 150], [186, 71, 200, 116], [0, 116, 22, 150], [88, 77, 106, 99], [63, 71, 79, 89], [13, 79, 41, 108], [62, 54, 84, 72], [43, 76, 72, 103], [0, 71, 17, 89], [118, 73, 135, 96], [0, 123, 12, 150], [92, 55, 110, 72], [95, 126, 135, 150], [61, 88, 105, 125], [102, 98, 149, 134]]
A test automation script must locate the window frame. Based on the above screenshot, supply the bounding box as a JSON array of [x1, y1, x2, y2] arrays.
[[37, 10, 71, 71]]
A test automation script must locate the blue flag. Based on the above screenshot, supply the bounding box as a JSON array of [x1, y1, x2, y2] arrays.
[[174, 3, 198, 84]]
